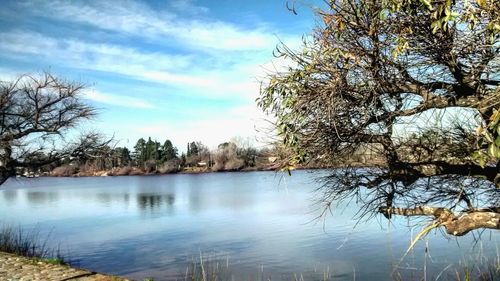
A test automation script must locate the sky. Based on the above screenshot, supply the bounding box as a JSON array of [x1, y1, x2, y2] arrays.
[[0, 0, 321, 152]]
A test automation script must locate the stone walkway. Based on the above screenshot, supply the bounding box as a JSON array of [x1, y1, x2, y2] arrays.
[[0, 252, 129, 281]]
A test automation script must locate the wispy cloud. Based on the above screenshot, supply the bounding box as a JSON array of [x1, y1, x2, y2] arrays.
[[1, 0, 307, 146], [169, 0, 209, 15], [0, 30, 273, 100], [0, 30, 191, 71], [85, 90, 156, 109], [23, 0, 278, 52], [128, 104, 269, 149]]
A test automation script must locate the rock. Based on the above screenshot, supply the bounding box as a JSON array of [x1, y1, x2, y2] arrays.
[[0, 252, 129, 281]]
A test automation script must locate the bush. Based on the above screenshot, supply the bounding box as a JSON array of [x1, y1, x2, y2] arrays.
[[77, 162, 101, 175], [211, 162, 225, 172], [111, 166, 132, 176], [51, 165, 77, 177], [144, 160, 157, 173], [158, 159, 180, 174], [224, 158, 245, 171], [128, 167, 145, 176]]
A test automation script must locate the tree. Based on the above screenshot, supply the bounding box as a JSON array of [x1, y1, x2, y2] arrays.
[[213, 142, 245, 171], [0, 72, 110, 184], [161, 139, 177, 162], [258, 0, 499, 236], [133, 138, 147, 166], [231, 137, 258, 167], [185, 141, 209, 167], [145, 137, 159, 162], [187, 142, 199, 157], [114, 147, 131, 166]]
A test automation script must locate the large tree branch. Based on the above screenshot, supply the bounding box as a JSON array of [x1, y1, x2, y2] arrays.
[[401, 161, 498, 180], [379, 206, 500, 236]]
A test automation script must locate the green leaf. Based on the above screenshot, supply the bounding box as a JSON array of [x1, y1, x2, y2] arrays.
[[420, 0, 433, 10], [485, 131, 494, 142], [378, 9, 388, 20], [487, 143, 500, 158], [472, 150, 488, 168], [431, 21, 441, 33]]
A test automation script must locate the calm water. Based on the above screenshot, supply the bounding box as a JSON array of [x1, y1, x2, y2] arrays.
[[0, 170, 498, 280]]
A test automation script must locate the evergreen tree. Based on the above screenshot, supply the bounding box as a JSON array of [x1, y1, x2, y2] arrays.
[[145, 137, 156, 161], [133, 138, 146, 166], [188, 142, 199, 156], [117, 147, 131, 166], [161, 139, 177, 162], [180, 153, 186, 167]]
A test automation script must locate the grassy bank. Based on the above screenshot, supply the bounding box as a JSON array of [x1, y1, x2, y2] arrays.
[[0, 225, 66, 265]]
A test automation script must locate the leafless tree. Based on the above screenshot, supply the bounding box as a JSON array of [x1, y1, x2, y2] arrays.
[[259, 0, 499, 236], [0, 72, 111, 184]]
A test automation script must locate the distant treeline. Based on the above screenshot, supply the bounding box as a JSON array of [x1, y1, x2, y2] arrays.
[[42, 137, 294, 177], [18, 135, 387, 178]]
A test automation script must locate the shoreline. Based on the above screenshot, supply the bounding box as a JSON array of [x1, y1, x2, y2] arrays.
[[19, 161, 385, 180], [0, 251, 128, 281]]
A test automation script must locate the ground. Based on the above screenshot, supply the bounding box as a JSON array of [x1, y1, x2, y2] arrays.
[[0, 252, 128, 281]]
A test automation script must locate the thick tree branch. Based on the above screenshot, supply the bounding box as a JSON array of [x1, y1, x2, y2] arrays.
[[380, 206, 500, 236]]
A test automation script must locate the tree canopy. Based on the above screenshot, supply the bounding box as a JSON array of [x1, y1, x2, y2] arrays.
[[0, 73, 110, 184], [258, 0, 499, 236]]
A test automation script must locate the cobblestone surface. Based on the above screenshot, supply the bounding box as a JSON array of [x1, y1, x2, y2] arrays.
[[0, 252, 129, 281]]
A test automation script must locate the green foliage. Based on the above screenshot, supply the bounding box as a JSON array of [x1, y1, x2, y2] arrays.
[[0, 225, 67, 264], [473, 108, 500, 170], [43, 257, 65, 265], [161, 139, 177, 162], [133, 138, 147, 166], [118, 147, 131, 166], [258, 0, 499, 169], [133, 137, 179, 168], [386, 0, 499, 39], [258, 0, 499, 233], [187, 142, 199, 157], [145, 137, 159, 162]]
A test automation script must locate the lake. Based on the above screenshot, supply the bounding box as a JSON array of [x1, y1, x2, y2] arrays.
[[0, 170, 498, 280]]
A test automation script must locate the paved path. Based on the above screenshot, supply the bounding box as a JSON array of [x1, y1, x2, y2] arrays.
[[0, 252, 129, 281]]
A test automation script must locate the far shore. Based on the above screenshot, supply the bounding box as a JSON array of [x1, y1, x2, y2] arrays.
[[17, 160, 386, 180]]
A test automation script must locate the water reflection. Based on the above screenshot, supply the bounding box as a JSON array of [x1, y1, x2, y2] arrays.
[[187, 176, 203, 213], [0, 172, 497, 281], [96, 193, 112, 205], [26, 191, 59, 205], [1, 189, 17, 202], [137, 193, 175, 215], [185, 173, 258, 214]]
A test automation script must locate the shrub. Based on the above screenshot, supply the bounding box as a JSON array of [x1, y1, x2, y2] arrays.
[[158, 160, 180, 174], [51, 165, 77, 177]]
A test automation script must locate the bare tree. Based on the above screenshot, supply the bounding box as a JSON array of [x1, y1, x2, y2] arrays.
[[259, 0, 499, 236], [0, 72, 111, 184]]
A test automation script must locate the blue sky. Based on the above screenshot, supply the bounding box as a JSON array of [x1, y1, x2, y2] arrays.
[[0, 0, 321, 151]]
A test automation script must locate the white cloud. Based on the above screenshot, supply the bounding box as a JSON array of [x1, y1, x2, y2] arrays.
[[0, 30, 191, 71], [0, 30, 284, 101], [169, 0, 210, 15], [1, 1, 304, 146], [0, 67, 28, 82], [24, 0, 278, 52], [84, 90, 156, 109], [107, 103, 273, 151]]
